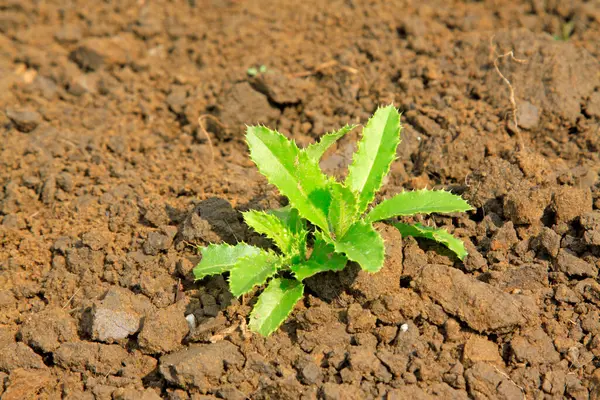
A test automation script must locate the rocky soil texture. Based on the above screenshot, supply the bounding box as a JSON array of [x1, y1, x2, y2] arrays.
[[1, 0, 600, 399]]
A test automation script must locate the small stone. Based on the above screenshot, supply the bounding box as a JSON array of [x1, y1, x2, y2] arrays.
[[556, 249, 597, 278], [159, 341, 244, 389], [142, 203, 170, 227], [138, 303, 189, 354], [65, 246, 104, 276], [56, 172, 74, 193], [416, 264, 535, 334], [51, 236, 71, 254], [176, 258, 195, 279], [462, 335, 502, 367], [585, 92, 600, 118], [516, 101, 540, 130], [444, 319, 462, 341], [376, 349, 408, 378], [463, 241, 487, 272], [70, 35, 138, 71], [581, 310, 600, 335], [18, 307, 78, 353], [575, 279, 600, 306], [0, 290, 17, 311], [552, 186, 592, 224], [581, 211, 600, 246], [166, 87, 187, 114], [54, 342, 129, 375], [21, 175, 40, 191], [84, 286, 154, 343], [347, 347, 389, 381], [179, 207, 221, 244], [346, 303, 376, 333], [34, 76, 58, 100], [465, 362, 522, 399], [1, 214, 24, 229], [510, 327, 560, 365], [6, 108, 41, 133], [565, 374, 588, 399], [554, 284, 581, 304], [542, 370, 566, 395], [218, 82, 280, 138], [41, 175, 56, 205], [298, 360, 322, 385], [68, 74, 97, 96], [375, 325, 398, 344], [81, 230, 111, 251], [143, 227, 176, 256], [538, 227, 561, 257], [2, 368, 52, 400], [185, 314, 196, 331], [249, 70, 309, 105], [503, 186, 551, 225], [0, 343, 45, 372], [489, 221, 518, 252]]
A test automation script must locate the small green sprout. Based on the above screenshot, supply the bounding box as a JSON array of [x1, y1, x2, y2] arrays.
[[194, 106, 473, 336], [247, 65, 268, 77], [554, 21, 574, 41]]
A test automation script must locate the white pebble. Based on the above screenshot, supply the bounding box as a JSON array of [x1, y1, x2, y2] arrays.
[[400, 323, 409, 332], [185, 314, 196, 330]]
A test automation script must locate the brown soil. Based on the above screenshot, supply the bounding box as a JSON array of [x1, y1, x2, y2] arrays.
[[1, 0, 600, 399]]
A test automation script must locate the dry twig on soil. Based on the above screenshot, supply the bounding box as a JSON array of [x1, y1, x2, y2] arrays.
[[489, 36, 528, 152], [290, 60, 358, 78], [198, 114, 227, 165]]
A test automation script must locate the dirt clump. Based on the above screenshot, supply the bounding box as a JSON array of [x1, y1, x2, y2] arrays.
[[1, 0, 600, 398]]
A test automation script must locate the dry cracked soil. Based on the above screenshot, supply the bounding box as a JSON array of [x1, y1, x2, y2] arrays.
[[1, 0, 600, 399]]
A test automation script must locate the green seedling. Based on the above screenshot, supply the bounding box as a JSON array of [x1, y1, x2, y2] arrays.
[[194, 105, 473, 336], [554, 21, 574, 41], [247, 64, 268, 77]]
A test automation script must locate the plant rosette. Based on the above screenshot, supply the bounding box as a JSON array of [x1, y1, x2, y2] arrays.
[[194, 105, 473, 336]]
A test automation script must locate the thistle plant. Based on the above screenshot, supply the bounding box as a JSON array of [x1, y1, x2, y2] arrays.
[[194, 105, 473, 336]]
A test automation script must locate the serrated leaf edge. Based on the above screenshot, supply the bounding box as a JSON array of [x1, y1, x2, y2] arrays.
[[346, 105, 402, 213], [394, 222, 468, 260], [248, 278, 304, 336], [245, 125, 331, 233], [366, 188, 474, 222], [304, 124, 357, 161], [194, 242, 260, 281], [333, 222, 385, 273], [227, 251, 282, 297]]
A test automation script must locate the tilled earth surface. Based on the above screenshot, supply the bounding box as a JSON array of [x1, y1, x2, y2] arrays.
[[1, 0, 600, 399]]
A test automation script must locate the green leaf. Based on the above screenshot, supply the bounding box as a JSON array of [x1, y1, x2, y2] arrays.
[[290, 238, 347, 281], [266, 206, 308, 262], [366, 189, 473, 223], [228, 251, 282, 297], [327, 181, 358, 239], [304, 124, 356, 161], [394, 222, 468, 260], [194, 243, 262, 280], [246, 126, 331, 234], [243, 210, 301, 256], [345, 106, 401, 213], [248, 278, 304, 336], [333, 221, 385, 273], [267, 206, 305, 234]]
